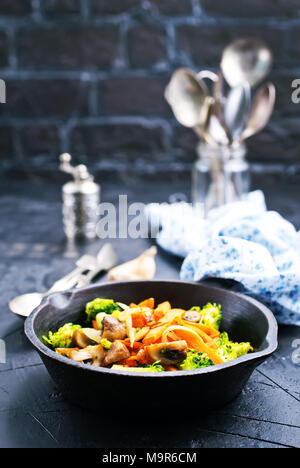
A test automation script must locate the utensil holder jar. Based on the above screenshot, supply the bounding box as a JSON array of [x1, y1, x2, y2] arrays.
[[192, 142, 250, 217]]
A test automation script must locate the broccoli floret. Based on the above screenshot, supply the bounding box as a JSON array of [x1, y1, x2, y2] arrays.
[[190, 306, 201, 313], [216, 332, 253, 362], [100, 338, 112, 350], [112, 362, 165, 373], [197, 303, 222, 330], [233, 341, 253, 357], [85, 298, 121, 323], [43, 323, 81, 349], [140, 361, 165, 372], [179, 349, 214, 370]]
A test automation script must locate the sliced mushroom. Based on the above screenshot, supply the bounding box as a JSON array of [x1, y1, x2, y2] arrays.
[[69, 344, 105, 364], [91, 345, 106, 367], [103, 340, 130, 366], [147, 340, 188, 366], [73, 328, 102, 348], [183, 310, 201, 323], [102, 316, 127, 341]]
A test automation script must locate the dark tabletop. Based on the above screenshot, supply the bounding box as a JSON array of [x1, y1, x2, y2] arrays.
[[0, 170, 299, 448]]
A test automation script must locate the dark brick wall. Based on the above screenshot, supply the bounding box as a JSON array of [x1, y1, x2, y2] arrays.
[[0, 0, 299, 174]]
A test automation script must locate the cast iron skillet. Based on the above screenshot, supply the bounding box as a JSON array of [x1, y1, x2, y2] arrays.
[[25, 281, 278, 411]]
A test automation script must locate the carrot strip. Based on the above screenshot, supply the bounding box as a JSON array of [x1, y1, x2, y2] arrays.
[[158, 309, 185, 323], [130, 307, 152, 327], [135, 348, 152, 365], [142, 323, 170, 345], [147, 321, 156, 327], [138, 298, 155, 309], [92, 320, 99, 330], [134, 326, 150, 341], [162, 326, 224, 365], [178, 319, 211, 342], [153, 301, 171, 320], [121, 340, 144, 350], [125, 357, 138, 367], [207, 339, 218, 349], [121, 326, 150, 347], [186, 321, 220, 338]]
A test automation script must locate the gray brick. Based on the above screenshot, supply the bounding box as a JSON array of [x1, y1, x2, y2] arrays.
[[91, 0, 140, 15], [44, 0, 81, 15], [147, 0, 193, 16], [247, 117, 300, 163], [128, 26, 168, 68], [0, 0, 32, 15], [19, 126, 60, 157], [177, 24, 284, 67], [2, 79, 90, 117], [71, 123, 168, 159], [0, 125, 14, 157], [101, 76, 170, 115], [18, 26, 119, 69], [200, 0, 300, 18], [0, 31, 8, 68]]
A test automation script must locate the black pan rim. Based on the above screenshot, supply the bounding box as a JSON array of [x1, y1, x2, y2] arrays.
[[24, 280, 278, 378]]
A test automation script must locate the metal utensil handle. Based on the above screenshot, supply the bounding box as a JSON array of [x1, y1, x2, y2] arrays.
[[75, 259, 116, 288], [75, 267, 103, 288], [47, 266, 87, 294]]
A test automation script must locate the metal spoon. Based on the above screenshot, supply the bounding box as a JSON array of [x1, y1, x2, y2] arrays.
[[197, 70, 218, 95], [240, 82, 276, 141], [206, 98, 232, 146], [224, 82, 251, 141], [9, 244, 117, 317], [9, 254, 94, 318], [165, 68, 210, 130], [221, 38, 273, 88]]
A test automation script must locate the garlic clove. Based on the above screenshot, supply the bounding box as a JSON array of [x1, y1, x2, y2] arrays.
[[108, 247, 157, 281]]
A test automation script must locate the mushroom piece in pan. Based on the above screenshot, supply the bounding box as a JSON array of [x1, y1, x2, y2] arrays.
[[103, 340, 130, 366], [69, 344, 105, 367], [147, 340, 188, 366], [183, 310, 201, 323], [73, 328, 102, 348], [101, 316, 127, 341]]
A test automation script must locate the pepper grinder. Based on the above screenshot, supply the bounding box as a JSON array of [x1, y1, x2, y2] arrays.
[[59, 153, 100, 240]]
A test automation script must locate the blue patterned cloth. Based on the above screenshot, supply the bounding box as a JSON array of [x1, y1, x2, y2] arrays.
[[145, 191, 300, 325]]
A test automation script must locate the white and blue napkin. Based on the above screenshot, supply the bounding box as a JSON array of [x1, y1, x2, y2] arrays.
[[145, 191, 300, 326]]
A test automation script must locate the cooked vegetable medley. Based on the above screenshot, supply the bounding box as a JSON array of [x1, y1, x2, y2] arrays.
[[43, 297, 253, 372]]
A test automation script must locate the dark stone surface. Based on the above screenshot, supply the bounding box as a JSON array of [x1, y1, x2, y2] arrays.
[[0, 171, 299, 448]]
